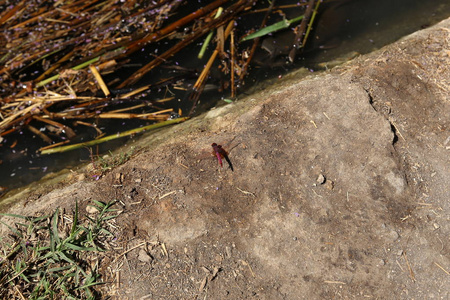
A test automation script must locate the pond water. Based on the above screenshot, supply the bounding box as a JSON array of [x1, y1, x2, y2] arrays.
[[1, 0, 449, 195]]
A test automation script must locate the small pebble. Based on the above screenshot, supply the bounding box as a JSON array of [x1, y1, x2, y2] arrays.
[[325, 180, 334, 190], [346, 260, 356, 271], [388, 230, 400, 241], [377, 259, 386, 266], [225, 246, 232, 258], [86, 205, 99, 214], [317, 174, 326, 184], [138, 249, 152, 263]]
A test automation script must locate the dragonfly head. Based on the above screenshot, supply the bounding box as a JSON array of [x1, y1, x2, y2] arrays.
[[211, 143, 217, 147]]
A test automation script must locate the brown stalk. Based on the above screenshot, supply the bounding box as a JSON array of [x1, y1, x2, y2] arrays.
[[26, 125, 53, 144], [288, 0, 317, 62], [0, 102, 45, 130], [11, 9, 55, 29], [74, 121, 103, 136], [239, 0, 276, 82], [230, 29, 236, 98], [32, 116, 76, 139], [38, 140, 71, 152], [0, 1, 26, 25], [123, 0, 230, 56]]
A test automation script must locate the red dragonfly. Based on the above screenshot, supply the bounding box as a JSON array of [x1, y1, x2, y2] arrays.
[[211, 142, 234, 171]]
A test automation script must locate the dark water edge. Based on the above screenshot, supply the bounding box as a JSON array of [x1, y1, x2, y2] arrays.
[[0, 0, 449, 195]]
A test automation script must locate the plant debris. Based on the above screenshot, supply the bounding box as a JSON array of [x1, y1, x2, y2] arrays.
[[0, 0, 320, 153]]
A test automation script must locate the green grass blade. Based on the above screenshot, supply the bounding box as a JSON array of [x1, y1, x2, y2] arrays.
[[47, 265, 73, 273], [198, 31, 215, 59], [241, 15, 304, 42], [198, 7, 223, 59], [71, 200, 79, 237], [50, 208, 60, 252], [0, 220, 22, 238], [64, 242, 97, 252], [0, 213, 31, 220]]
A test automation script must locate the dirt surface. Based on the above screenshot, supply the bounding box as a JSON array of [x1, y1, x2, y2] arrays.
[[1, 18, 449, 300]]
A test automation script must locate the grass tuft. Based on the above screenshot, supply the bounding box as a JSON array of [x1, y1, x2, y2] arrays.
[[0, 200, 118, 299]]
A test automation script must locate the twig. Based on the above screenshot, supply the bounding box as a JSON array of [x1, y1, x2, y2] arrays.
[[14, 285, 26, 300], [26, 124, 53, 144], [161, 243, 169, 258], [434, 262, 450, 276], [240, 260, 255, 277], [111, 242, 147, 264], [32, 115, 76, 138], [230, 29, 236, 98], [236, 187, 255, 197], [159, 191, 176, 200], [403, 251, 415, 282], [288, 0, 319, 62]]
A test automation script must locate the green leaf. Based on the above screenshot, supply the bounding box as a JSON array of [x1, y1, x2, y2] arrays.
[[241, 14, 304, 42], [47, 265, 73, 273], [198, 7, 223, 59], [0, 220, 22, 238], [50, 208, 60, 252], [71, 200, 79, 236], [0, 213, 31, 220], [64, 242, 97, 252]]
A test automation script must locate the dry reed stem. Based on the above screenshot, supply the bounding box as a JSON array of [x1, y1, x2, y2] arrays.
[[403, 251, 415, 282], [33, 115, 76, 138], [434, 262, 450, 276], [89, 65, 110, 97], [27, 125, 53, 144]]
